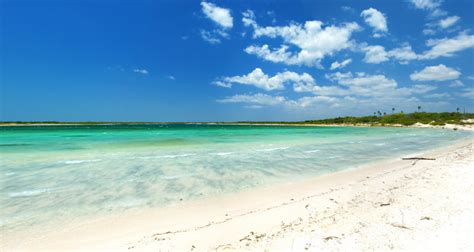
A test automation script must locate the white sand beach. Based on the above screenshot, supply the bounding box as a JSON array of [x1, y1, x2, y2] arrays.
[[5, 137, 473, 251]]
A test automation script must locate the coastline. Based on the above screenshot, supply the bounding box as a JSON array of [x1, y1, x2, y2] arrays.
[[4, 137, 473, 251], [1, 122, 473, 131]]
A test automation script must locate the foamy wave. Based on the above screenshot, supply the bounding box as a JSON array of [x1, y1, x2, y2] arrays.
[[374, 143, 386, 146], [256, 147, 289, 152], [9, 188, 53, 198], [63, 159, 101, 164], [304, 149, 320, 153], [130, 153, 196, 160], [210, 152, 234, 156]]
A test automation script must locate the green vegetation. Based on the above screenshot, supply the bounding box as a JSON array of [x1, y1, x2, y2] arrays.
[[1, 112, 473, 127], [304, 112, 474, 126]]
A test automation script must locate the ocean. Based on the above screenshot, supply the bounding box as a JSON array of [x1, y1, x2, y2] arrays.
[[0, 124, 470, 236]]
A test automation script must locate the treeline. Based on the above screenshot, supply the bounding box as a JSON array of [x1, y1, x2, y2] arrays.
[[303, 112, 474, 126]]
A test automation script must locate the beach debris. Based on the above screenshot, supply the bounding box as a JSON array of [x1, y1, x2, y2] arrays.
[[402, 157, 436, 166], [389, 223, 412, 230], [323, 236, 340, 241], [380, 202, 391, 207], [420, 216, 432, 220], [402, 157, 436, 160]]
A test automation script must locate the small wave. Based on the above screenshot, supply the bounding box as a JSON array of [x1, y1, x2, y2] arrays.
[[129, 153, 196, 160], [9, 188, 53, 198], [374, 143, 386, 146], [304, 149, 320, 153], [256, 147, 289, 152], [63, 159, 101, 164], [4, 172, 15, 176], [210, 152, 234, 156]]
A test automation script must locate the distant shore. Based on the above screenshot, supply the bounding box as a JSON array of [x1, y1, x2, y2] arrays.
[[1, 121, 473, 131], [4, 138, 473, 251]]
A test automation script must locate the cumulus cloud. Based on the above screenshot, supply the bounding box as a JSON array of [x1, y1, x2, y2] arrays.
[[408, 0, 446, 17], [133, 69, 149, 75], [201, 2, 233, 29], [410, 64, 461, 81], [439, 16, 460, 29], [449, 80, 464, 87], [361, 32, 474, 64], [326, 72, 398, 97], [200, 2, 233, 44], [242, 11, 360, 67], [213, 68, 316, 91], [362, 45, 388, 63], [387, 44, 419, 63], [409, 0, 442, 10], [421, 32, 474, 59], [330, 59, 352, 70], [360, 8, 388, 37]]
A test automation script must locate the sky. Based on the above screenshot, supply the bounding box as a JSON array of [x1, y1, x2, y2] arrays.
[[1, 0, 473, 122]]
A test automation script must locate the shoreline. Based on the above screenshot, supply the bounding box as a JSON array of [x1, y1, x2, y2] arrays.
[[3, 137, 473, 251], [1, 122, 473, 131]]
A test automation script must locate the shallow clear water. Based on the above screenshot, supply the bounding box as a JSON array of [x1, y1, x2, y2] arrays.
[[0, 124, 471, 234]]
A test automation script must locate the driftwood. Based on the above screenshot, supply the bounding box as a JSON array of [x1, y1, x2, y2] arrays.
[[401, 157, 436, 160], [402, 157, 436, 166]]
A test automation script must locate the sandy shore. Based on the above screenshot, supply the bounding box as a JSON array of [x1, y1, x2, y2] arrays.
[[4, 138, 474, 251]]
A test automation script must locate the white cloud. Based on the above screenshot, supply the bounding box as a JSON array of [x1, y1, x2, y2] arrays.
[[362, 45, 388, 63], [133, 69, 148, 75], [341, 6, 355, 13], [201, 2, 233, 29], [217, 93, 287, 106], [330, 58, 352, 70], [213, 68, 316, 91], [421, 32, 474, 59], [425, 93, 451, 99], [410, 64, 460, 81], [409, 0, 442, 10], [200, 30, 220, 44], [409, 0, 446, 18], [439, 16, 460, 29], [387, 44, 419, 63], [360, 8, 388, 36], [449, 80, 464, 87], [168, 75, 175, 80], [216, 93, 339, 109], [325, 72, 437, 99], [461, 87, 474, 98], [326, 72, 398, 97], [423, 28, 436, 35], [361, 32, 474, 64], [242, 12, 360, 67]]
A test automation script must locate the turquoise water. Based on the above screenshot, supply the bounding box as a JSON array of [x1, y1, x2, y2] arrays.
[[0, 124, 471, 235]]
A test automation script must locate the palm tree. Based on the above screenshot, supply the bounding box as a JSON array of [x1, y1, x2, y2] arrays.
[[417, 106, 421, 112], [373, 112, 377, 117], [456, 107, 460, 113], [377, 111, 382, 116], [392, 107, 395, 114], [383, 112, 387, 116]]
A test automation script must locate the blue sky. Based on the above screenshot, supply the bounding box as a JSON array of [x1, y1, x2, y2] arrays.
[[1, 0, 473, 122]]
